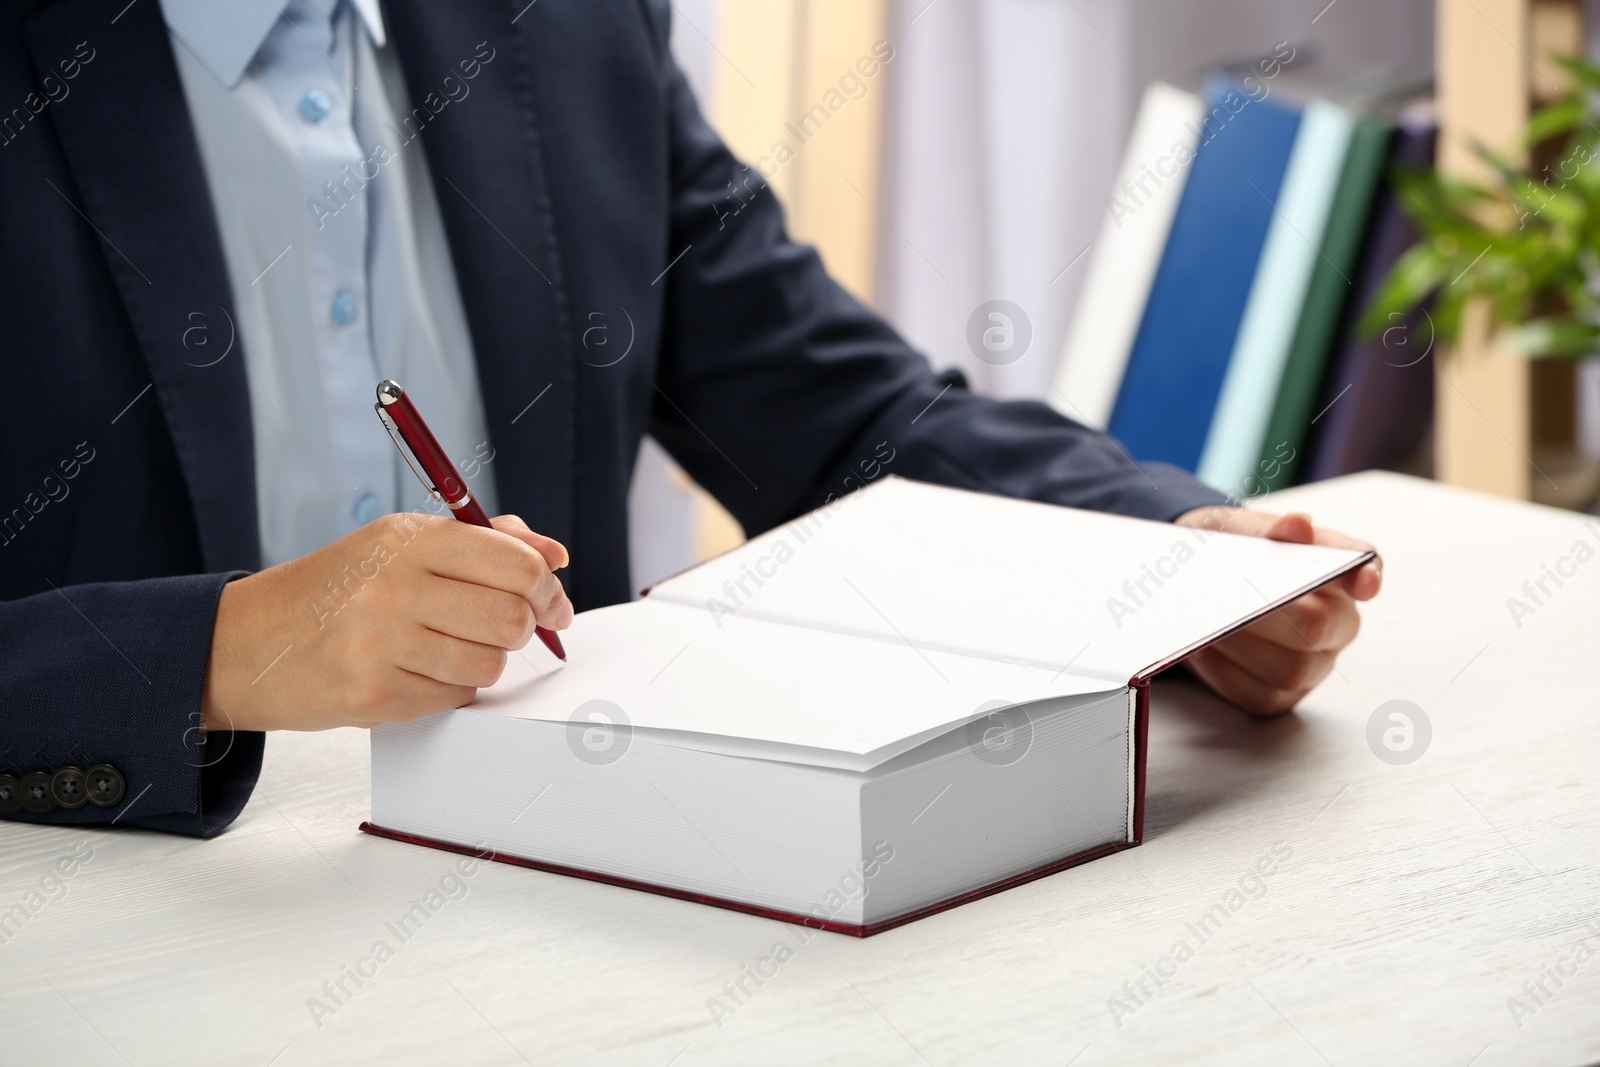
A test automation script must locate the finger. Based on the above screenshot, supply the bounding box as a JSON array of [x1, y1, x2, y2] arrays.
[[385, 512, 536, 587], [1309, 522, 1374, 553], [1264, 512, 1315, 544], [395, 625, 509, 690], [1177, 505, 1253, 535], [1185, 646, 1301, 717], [409, 518, 568, 616], [1206, 627, 1335, 695], [414, 577, 536, 650], [1237, 588, 1360, 653], [1343, 560, 1383, 601], [1291, 522, 1383, 600], [491, 514, 569, 571], [1182, 506, 1382, 601]]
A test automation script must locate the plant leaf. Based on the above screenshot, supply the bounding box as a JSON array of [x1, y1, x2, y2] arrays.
[[1360, 244, 1448, 339], [1525, 97, 1586, 146], [1507, 316, 1600, 357]]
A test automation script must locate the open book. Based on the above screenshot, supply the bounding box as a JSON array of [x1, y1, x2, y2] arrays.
[[365, 477, 1369, 935]]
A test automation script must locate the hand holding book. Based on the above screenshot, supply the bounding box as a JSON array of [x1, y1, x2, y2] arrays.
[[1175, 506, 1382, 715]]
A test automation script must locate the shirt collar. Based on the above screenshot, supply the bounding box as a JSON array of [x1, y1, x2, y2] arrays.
[[158, 0, 387, 89]]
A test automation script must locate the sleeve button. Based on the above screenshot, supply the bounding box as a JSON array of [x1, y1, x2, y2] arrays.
[[0, 774, 21, 814], [20, 771, 57, 813], [51, 766, 89, 809], [85, 764, 126, 807]]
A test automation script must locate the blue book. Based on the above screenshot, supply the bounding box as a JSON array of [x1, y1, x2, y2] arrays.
[[1108, 77, 1302, 473]]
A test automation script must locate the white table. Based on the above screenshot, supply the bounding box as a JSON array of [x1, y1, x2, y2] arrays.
[[3, 472, 1598, 1066]]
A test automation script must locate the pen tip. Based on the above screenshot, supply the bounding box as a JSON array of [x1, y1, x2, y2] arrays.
[[537, 628, 568, 661]]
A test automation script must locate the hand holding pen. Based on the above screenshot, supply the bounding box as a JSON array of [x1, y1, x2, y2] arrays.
[[375, 380, 568, 662], [199, 485, 571, 736]]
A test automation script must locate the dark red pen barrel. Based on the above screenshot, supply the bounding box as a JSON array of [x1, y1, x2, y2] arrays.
[[454, 496, 492, 528], [383, 390, 470, 504], [378, 380, 567, 662], [536, 627, 567, 661]]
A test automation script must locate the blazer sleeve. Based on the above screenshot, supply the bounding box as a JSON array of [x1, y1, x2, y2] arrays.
[[638, 2, 1229, 537], [0, 572, 262, 837]]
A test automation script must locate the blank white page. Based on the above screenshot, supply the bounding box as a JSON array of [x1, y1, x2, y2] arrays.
[[647, 477, 1368, 682], [468, 601, 1117, 767]]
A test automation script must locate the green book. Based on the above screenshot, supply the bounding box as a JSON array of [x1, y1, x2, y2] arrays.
[[1254, 115, 1393, 494]]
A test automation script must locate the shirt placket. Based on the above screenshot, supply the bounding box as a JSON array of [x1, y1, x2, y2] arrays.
[[263, 2, 396, 537]]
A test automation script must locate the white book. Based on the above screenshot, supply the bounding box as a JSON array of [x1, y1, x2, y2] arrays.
[[1197, 99, 1355, 492], [1049, 83, 1203, 430], [369, 477, 1368, 935]]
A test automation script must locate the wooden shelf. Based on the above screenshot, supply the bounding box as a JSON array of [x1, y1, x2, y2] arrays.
[[1435, 0, 1584, 501]]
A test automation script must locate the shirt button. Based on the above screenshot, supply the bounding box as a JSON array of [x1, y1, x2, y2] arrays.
[[353, 493, 382, 524], [299, 89, 333, 123], [330, 290, 358, 326]]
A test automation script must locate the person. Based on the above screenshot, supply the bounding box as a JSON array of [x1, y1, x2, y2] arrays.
[[0, 0, 1380, 837]]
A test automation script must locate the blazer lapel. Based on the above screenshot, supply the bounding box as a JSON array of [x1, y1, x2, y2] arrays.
[[383, 0, 578, 582], [25, 0, 260, 573]]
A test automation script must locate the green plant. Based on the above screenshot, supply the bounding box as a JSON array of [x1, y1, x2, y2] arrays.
[[1362, 55, 1600, 357]]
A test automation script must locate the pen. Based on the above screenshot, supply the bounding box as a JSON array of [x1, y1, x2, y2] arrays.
[[374, 379, 567, 661]]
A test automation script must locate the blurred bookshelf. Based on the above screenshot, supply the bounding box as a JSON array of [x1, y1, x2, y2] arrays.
[[658, 0, 1600, 576]]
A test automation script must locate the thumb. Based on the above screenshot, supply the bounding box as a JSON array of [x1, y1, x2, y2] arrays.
[[1264, 512, 1315, 545], [1265, 510, 1379, 600], [490, 514, 570, 571]]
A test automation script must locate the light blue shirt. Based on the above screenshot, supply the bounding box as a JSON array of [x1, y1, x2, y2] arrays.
[[160, 0, 499, 567]]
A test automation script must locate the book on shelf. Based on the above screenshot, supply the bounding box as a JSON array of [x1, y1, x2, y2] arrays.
[[1197, 97, 1356, 493], [1251, 110, 1394, 493], [1304, 98, 1438, 483], [1050, 82, 1202, 430], [365, 477, 1370, 936], [1109, 75, 1302, 473]]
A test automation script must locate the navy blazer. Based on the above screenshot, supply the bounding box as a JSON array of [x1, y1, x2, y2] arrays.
[[0, 0, 1224, 836]]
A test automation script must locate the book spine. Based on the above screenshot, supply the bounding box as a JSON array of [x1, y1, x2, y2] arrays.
[[1108, 75, 1302, 473], [1196, 99, 1355, 493], [1254, 115, 1393, 493], [1050, 84, 1202, 430], [1303, 112, 1437, 481]]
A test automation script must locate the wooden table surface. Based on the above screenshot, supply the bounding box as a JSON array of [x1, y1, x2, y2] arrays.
[[3, 471, 1597, 1067]]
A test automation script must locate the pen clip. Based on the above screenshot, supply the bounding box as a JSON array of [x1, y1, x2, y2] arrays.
[[375, 403, 442, 504]]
